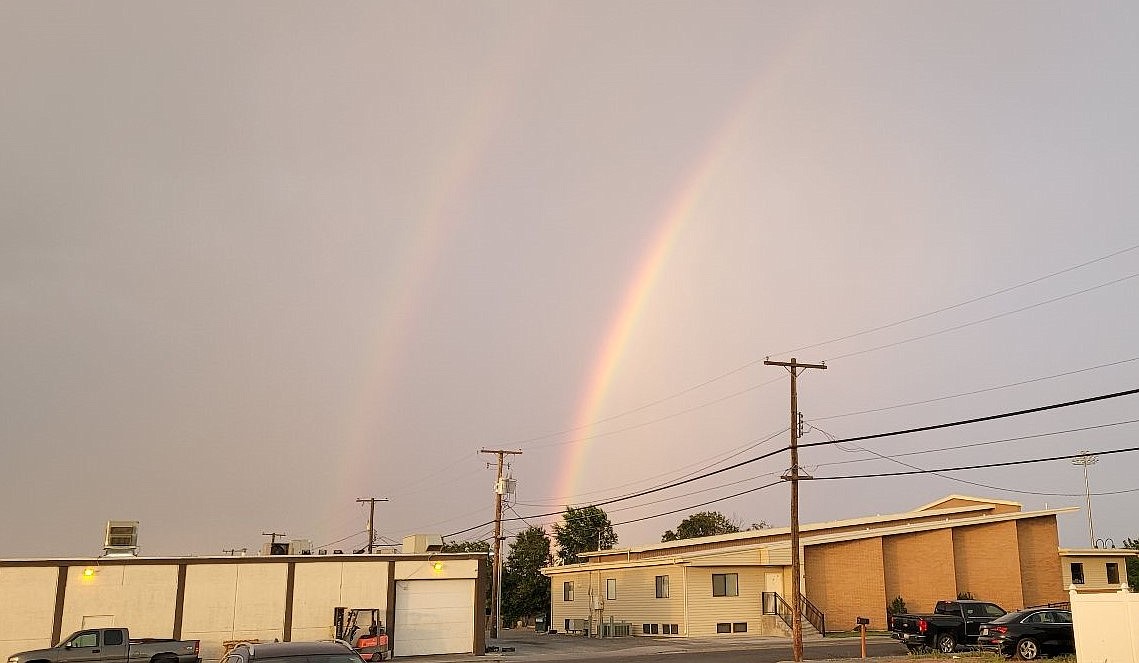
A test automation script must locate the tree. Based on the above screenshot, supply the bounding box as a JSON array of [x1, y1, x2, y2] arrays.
[[552, 505, 617, 565], [661, 511, 741, 542], [1124, 537, 1139, 589], [441, 539, 491, 554], [501, 526, 553, 625]]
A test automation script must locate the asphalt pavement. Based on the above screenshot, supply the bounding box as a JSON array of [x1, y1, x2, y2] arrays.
[[410, 628, 931, 663]]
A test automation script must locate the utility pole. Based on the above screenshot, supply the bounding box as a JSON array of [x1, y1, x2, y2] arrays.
[[765, 357, 826, 663], [480, 448, 521, 640], [356, 497, 390, 554], [1072, 452, 1098, 547]]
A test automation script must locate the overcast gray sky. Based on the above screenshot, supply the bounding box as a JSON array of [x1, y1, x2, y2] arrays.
[[3, 1, 1138, 558]]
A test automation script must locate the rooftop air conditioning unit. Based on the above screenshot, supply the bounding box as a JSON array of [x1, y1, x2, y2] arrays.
[[288, 539, 313, 555], [402, 534, 445, 554], [103, 521, 139, 557], [261, 542, 289, 556]]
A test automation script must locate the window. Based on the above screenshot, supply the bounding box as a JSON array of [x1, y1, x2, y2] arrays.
[[712, 573, 739, 597], [69, 632, 98, 648], [642, 623, 658, 634], [1053, 611, 1072, 624], [1108, 562, 1120, 584], [606, 578, 617, 600], [716, 623, 732, 633], [563, 581, 574, 601], [103, 630, 124, 646], [655, 575, 669, 599], [1071, 562, 1085, 585], [733, 622, 747, 633], [666, 624, 679, 635]]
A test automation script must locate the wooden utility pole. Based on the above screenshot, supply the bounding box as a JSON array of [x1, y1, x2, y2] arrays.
[[480, 448, 521, 640], [764, 357, 826, 663], [356, 497, 389, 553]]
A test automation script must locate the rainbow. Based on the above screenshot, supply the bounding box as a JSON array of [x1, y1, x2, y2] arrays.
[[548, 13, 826, 503], [552, 101, 751, 505]]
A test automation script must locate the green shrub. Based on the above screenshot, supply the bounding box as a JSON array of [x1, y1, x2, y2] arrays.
[[888, 596, 908, 615]]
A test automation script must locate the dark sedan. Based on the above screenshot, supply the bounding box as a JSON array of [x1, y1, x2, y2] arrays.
[[976, 608, 1074, 660]]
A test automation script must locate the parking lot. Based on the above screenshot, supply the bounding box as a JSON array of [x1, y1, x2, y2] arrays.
[[418, 629, 916, 663]]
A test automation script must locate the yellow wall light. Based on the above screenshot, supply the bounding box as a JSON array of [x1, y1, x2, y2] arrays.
[[432, 561, 444, 572], [82, 567, 97, 578]]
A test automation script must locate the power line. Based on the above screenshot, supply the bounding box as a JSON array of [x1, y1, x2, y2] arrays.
[[445, 387, 1139, 538], [829, 272, 1139, 361], [444, 442, 792, 538], [813, 446, 1139, 480], [514, 428, 787, 507], [814, 418, 1139, 468], [501, 244, 1139, 448], [809, 423, 1139, 498], [815, 356, 1139, 421], [611, 481, 785, 527], [800, 387, 1139, 450], [778, 243, 1139, 357]]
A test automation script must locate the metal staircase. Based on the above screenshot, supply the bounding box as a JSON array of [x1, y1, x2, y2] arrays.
[[762, 592, 827, 636]]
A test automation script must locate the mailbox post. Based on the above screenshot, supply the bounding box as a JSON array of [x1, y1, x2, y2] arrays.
[[856, 617, 870, 658]]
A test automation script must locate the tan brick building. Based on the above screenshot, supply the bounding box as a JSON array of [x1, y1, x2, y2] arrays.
[[542, 495, 1075, 637]]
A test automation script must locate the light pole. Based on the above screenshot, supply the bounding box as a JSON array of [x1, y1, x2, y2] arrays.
[[1072, 451, 1098, 547]]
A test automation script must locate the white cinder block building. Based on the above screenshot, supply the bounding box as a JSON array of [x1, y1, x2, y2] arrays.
[[0, 553, 488, 662]]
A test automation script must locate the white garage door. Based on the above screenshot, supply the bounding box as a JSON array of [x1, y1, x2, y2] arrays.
[[393, 579, 475, 657]]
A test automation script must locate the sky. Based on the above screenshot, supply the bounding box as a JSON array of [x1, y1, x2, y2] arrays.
[[2, 1, 1138, 559]]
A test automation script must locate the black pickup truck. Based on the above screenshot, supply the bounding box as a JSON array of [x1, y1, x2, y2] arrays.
[[7, 628, 200, 663], [889, 599, 1007, 653]]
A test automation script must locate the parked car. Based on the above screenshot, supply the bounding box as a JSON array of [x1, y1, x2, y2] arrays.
[[224, 641, 364, 663], [889, 599, 1007, 653], [976, 608, 1075, 660], [7, 628, 199, 663]]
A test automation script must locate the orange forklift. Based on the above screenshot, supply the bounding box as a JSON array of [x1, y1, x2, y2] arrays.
[[334, 608, 390, 661]]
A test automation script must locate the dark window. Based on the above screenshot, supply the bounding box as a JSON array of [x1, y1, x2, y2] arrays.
[[981, 603, 1007, 618], [563, 581, 574, 601], [655, 575, 669, 599], [565, 619, 572, 632], [606, 578, 616, 600], [1054, 611, 1073, 624], [103, 630, 124, 646], [716, 623, 732, 633], [668, 624, 679, 635], [1108, 562, 1120, 584], [712, 573, 739, 597], [1071, 563, 1085, 585], [732, 622, 747, 633]]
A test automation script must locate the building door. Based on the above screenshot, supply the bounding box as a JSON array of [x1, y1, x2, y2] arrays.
[[765, 572, 783, 596], [393, 579, 474, 657]]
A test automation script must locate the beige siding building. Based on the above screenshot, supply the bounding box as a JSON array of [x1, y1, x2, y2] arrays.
[[543, 495, 1078, 637], [1059, 548, 1138, 591]]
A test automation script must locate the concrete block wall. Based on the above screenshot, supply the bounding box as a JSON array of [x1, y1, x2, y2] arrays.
[[952, 522, 1024, 610], [804, 538, 887, 631], [882, 528, 956, 614]]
